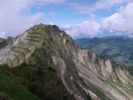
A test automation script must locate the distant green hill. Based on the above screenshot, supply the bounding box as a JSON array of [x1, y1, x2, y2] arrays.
[[76, 36, 133, 72]]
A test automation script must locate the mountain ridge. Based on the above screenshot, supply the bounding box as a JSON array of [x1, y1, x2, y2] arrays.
[[0, 24, 132, 100], [76, 36, 133, 74]]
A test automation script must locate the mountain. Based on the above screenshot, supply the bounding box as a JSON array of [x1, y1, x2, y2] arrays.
[[76, 37, 133, 73], [0, 37, 9, 48], [0, 24, 132, 100]]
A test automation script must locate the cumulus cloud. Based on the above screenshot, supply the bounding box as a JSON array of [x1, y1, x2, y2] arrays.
[[68, 0, 128, 14], [35, 0, 65, 5], [64, 1, 133, 38], [0, 0, 65, 37], [102, 2, 133, 35], [0, 0, 132, 38], [65, 19, 100, 38], [0, 0, 40, 37]]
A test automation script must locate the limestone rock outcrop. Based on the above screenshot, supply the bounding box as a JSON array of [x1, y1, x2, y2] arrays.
[[0, 24, 132, 100]]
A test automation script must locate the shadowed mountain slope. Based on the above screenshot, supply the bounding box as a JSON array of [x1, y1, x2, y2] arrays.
[[0, 24, 132, 100], [76, 37, 133, 74], [75, 37, 133, 65]]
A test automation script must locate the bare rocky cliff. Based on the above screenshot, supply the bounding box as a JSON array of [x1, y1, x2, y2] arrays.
[[0, 24, 132, 100]]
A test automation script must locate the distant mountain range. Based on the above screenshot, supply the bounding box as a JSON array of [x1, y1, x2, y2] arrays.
[[76, 36, 133, 72]]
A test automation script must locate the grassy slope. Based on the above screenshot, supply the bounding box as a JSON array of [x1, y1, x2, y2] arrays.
[[0, 66, 40, 100], [0, 48, 73, 100]]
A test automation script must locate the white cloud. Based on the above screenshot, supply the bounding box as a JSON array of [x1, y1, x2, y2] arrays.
[[0, 0, 132, 38], [102, 2, 133, 35], [0, 0, 41, 37], [35, 0, 65, 5], [65, 19, 100, 38], [68, 0, 128, 14], [65, 1, 133, 38], [0, 0, 65, 38]]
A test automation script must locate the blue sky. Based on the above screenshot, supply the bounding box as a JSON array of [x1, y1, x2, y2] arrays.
[[0, 0, 132, 38], [29, 0, 122, 25]]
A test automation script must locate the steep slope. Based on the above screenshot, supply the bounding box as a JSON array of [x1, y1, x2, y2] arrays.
[[0, 24, 132, 100], [0, 37, 9, 48], [76, 37, 133, 70]]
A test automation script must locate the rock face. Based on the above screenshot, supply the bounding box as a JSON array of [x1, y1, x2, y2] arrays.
[[0, 24, 132, 100]]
